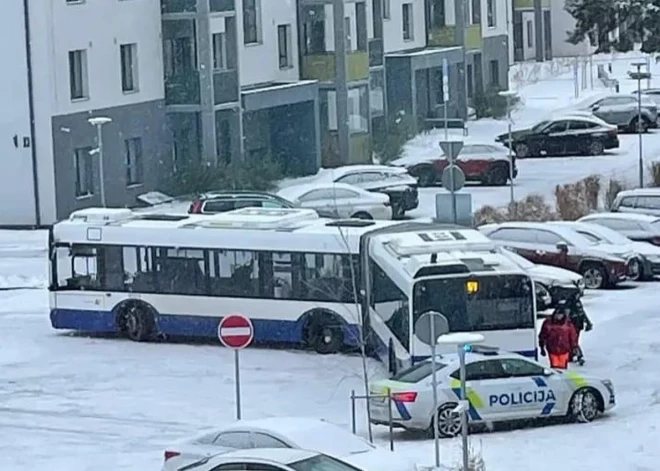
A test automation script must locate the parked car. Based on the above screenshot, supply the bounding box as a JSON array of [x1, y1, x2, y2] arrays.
[[499, 248, 585, 307], [565, 93, 658, 132], [313, 165, 418, 218], [163, 448, 369, 471], [610, 188, 660, 216], [478, 222, 631, 289], [189, 191, 295, 214], [162, 417, 412, 471], [551, 220, 660, 280], [277, 183, 392, 220], [578, 212, 660, 246], [495, 115, 619, 158], [391, 143, 517, 187], [633, 88, 660, 106]]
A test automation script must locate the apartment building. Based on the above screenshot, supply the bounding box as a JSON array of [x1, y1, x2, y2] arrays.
[[549, 0, 595, 58], [0, 0, 170, 226], [512, 0, 551, 62]]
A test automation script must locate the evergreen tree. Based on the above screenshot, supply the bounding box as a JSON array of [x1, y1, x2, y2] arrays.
[[565, 0, 619, 52]]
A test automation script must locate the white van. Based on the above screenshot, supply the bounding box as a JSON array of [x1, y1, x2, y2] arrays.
[[611, 188, 660, 216]]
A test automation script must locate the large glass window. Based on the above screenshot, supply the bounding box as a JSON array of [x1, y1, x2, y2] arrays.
[[413, 274, 535, 333], [302, 6, 326, 54], [369, 71, 384, 117], [391, 360, 446, 383], [372, 263, 409, 350], [348, 86, 369, 133]]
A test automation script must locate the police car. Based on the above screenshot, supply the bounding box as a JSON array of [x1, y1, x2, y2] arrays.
[[368, 347, 615, 437]]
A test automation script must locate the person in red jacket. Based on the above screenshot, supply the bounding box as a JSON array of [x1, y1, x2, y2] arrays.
[[538, 307, 578, 369]]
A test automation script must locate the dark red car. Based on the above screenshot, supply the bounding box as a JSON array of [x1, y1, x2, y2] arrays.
[[391, 143, 517, 187]]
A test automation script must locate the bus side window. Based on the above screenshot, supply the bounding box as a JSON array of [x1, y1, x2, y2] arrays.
[[70, 246, 98, 289], [56, 246, 73, 289], [371, 262, 409, 350]]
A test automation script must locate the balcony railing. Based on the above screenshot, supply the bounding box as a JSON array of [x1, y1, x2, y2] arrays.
[[369, 38, 383, 67], [161, 0, 196, 14], [427, 24, 482, 50], [210, 0, 234, 12], [165, 71, 201, 105], [301, 52, 369, 82], [213, 70, 239, 105]]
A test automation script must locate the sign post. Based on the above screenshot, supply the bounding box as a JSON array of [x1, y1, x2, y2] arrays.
[[414, 311, 450, 468], [439, 140, 465, 224], [218, 314, 254, 420], [442, 58, 449, 140]]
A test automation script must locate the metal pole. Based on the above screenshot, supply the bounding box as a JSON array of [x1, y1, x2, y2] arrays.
[[234, 350, 242, 420], [430, 320, 440, 468], [458, 346, 469, 471], [350, 390, 356, 434], [450, 164, 457, 224], [444, 100, 449, 141], [507, 96, 514, 207], [589, 55, 594, 89], [647, 56, 652, 89], [387, 394, 394, 451], [637, 71, 644, 187], [333, 0, 350, 164], [96, 123, 106, 208]]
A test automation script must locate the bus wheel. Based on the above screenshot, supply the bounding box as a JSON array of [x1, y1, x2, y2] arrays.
[[117, 303, 155, 342], [305, 316, 344, 354]]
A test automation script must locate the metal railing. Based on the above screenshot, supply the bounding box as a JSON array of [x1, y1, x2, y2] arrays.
[[349, 390, 395, 451]]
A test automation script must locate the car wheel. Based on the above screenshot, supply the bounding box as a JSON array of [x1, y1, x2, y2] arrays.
[[588, 140, 605, 156], [416, 166, 436, 187], [514, 143, 530, 158], [580, 263, 608, 290], [483, 166, 508, 186], [568, 388, 601, 423], [628, 116, 648, 133], [429, 404, 462, 438], [351, 211, 374, 220], [628, 257, 642, 281]]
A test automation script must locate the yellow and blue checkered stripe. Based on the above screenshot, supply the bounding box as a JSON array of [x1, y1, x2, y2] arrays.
[[531, 376, 556, 416], [449, 379, 485, 420]]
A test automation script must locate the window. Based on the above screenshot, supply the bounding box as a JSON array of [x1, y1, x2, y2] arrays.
[[163, 35, 197, 77], [302, 6, 326, 54], [487, 0, 496, 27], [489, 59, 499, 87], [383, 0, 391, 19], [451, 360, 505, 381], [332, 188, 359, 199], [588, 218, 640, 231], [402, 3, 413, 40], [208, 250, 259, 297], [277, 25, 292, 68], [74, 147, 94, 197], [125, 137, 143, 186], [214, 432, 252, 448], [212, 33, 227, 70], [120, 43, 138, 93], [288, 454, 363, 471], [576, 230, 602, 243], [299, 254, 358, 303], [347, 87, 369, 133], [618, 196, 636, 208], [467, 64, 473, 98], [637, 196, 660, 210], [243, 0, 261, 44], [534, 230, 564, 245], [489, 228, 534, 243], [391, 360, 447, 383], [371, 263, 409, 349], [370, 71, 384, 116], [355, 2, 367, 51], [68, 49, 88, 100], [429, 0, 445, 27], [300, 189, 334, 202], [250, 433, 289, 448], [499, 358, 546, 377], [246, 464, 287, 471], [526, 20, 533, 48], [567, 120, 593, 131], [345, 17, 352, 51], [471, 0, 481, 24], [545, 121, 568, 133]]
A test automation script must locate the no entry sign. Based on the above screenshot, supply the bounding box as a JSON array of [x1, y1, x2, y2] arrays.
[[218, 314, 254, 350]]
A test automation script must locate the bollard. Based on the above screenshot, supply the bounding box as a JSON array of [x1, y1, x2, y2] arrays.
[[350, 390, 357, 434], [387, 394, 394, 451]]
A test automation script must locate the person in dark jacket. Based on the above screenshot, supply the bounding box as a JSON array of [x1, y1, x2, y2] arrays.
[[556, 295, 593, 365], [538, 307, 578, 369]]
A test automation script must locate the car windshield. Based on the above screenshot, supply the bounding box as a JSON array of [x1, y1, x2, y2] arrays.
[[391, 359, 447, 383], [289, 455, 364, 471], [531, 120, 550, 132], [413, 274, 535, 332]]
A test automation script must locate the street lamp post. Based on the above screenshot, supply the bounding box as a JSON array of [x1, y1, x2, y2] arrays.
[[498, 90, 517, 208], [87, 117, 112, 207], [629, 62, 652, 188], [437, 333, 485, 471]]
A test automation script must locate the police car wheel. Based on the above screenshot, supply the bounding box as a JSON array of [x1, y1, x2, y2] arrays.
[[431, 404, 462, 438], [569, 388, 600, 423]]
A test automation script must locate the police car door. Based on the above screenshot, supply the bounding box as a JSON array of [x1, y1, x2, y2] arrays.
[[498, 358, 564, 417], [448, 359, 522, 422]]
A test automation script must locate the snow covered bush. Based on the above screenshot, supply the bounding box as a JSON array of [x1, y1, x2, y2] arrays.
[[605, 178, 629, 209], [648, 161, 660, 187], [554, 175, 600, 220], [472, 87, 520, 119], [473, 194, 557, 226], [373, 110, 418, 164]]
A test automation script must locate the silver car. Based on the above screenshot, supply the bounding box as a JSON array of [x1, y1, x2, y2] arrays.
[[569, 94, 657, 132], [633, 88, 660, 106]]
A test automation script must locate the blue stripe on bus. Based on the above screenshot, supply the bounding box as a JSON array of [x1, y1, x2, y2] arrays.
[[50, 309, 361, 347]]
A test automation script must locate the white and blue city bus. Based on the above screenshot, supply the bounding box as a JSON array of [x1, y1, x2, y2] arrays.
[[49, 207, 536, 367]]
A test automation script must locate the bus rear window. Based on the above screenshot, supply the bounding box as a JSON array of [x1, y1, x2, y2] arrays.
[[391, 360, 446, 383]]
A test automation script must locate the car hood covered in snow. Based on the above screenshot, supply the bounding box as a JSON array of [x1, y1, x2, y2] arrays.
[[527, 264, 584, 288]]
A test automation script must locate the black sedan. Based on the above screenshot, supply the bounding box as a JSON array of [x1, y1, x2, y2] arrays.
[[495, 115, 619, 158]]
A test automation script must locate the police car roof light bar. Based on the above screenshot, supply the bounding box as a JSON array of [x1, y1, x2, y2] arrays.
[[466, 345, 500, 355]]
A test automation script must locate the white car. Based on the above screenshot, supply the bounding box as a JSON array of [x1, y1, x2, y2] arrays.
[[368, 348, 615, 438], [277, 183, 392, 220], [549, 221, 660, 281], [162, 417, 413, 471], [170, 448, 366, 471]]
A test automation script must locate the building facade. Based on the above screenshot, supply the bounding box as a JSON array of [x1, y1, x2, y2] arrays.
[[549, 0, 595, 58], [512, 0, 551, 62]]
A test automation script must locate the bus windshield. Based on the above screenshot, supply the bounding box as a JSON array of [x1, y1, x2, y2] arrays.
[[412, 274, 534, 332]]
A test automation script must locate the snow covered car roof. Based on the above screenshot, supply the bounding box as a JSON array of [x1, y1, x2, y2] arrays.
[[276, 182, 383, 202], [579, 212, 660, 223], [314, 165, 409, 182]]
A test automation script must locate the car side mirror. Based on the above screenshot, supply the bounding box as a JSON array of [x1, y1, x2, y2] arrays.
[[543, 368, 554, 377], [556, 242, 569, 253], [591, 105, 600, 112]]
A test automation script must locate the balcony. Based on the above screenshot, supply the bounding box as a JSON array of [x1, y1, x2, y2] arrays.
[[210, 0, 234, 12], [369, 38, 384, 67], [165, 71, 201, 105], [427, 24, 482, 50], [213, 70, 239, 105], [161, 0, 196, 14], [513, 0, 550, 8], [301, 52, 369, 82]]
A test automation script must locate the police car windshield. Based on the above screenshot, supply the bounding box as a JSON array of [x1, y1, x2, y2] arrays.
[[391, 360, 446, 383], [413, 274, 535, 332]]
